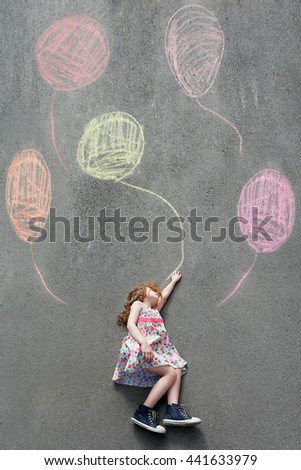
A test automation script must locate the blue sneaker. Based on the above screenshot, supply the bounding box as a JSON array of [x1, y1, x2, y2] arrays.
[[162, 403, 202, 426], [131, 404, 166, 434]]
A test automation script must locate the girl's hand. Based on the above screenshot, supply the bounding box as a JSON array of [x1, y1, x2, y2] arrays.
[[141, 342, 154, 362], [170, 270, 182, 283]]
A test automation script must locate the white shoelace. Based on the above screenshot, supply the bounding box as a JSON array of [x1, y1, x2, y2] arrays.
[[178, 404, 190, 418], [148, 409, 158, 424]]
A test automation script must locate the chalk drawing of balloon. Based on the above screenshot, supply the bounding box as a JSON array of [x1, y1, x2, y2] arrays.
[[36, 15, 110, 170], [165, 4, 243, 154], [77, 112, 144, 182], [77, 111, 185, 279], [217, 169, 295, 307], [6, 149, 67, 304]]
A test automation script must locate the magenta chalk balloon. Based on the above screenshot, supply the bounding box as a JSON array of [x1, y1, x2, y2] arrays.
[[217, 169, 295, 307], [36, 16, 110, 91], [165, 4, 224, 98], [237, 169, 295, 253]]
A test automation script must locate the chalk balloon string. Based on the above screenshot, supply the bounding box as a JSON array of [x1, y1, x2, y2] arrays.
[[50, 91, 67, 171], [196, 99, 243, 155], [30, 244, 67, 305], [216, 252, 258, 307], [118, 180, 185, 280]]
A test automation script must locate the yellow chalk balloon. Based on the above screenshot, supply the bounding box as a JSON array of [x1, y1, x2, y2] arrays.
[[77, 112, 144, 181]]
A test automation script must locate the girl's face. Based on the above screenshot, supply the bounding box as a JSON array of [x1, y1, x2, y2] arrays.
[[146, 287, 159, 304]]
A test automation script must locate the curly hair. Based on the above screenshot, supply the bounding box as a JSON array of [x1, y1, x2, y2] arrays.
[[116, 280, 164, 328]]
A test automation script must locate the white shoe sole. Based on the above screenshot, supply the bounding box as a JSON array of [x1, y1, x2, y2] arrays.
[[131, 417, 166, 433], [162, 418, 202, 426]]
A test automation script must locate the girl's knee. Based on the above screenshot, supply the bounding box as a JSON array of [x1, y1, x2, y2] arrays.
[[172, 368, 182, 381], [167, 367, 177, 382], [145, 365, 179, 382]]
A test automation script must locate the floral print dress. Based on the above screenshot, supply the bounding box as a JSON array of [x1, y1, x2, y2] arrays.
[[112, 303, 187, 387]]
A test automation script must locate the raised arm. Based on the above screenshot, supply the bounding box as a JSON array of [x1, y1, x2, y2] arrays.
[[155, 270, 182, 312]]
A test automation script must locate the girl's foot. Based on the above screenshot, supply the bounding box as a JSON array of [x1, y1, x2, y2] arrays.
[[162, 403, 202, 426], [131, 404, 166, 434]]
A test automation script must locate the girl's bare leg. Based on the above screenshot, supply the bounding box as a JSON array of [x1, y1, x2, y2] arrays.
[[143, 365, 177, 408], [167, 368, 182, 405]]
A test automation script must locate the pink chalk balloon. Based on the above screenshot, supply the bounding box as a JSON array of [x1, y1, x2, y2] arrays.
[[238, 169, 295, 253], [217, 169, 295, 307], [36, 15, 110, 91], [165, 4, 224, 98]]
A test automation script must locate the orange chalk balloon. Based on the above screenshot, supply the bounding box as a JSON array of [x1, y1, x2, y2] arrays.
[[6, 149, 67, 305], [6, 149, 51, 243]]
